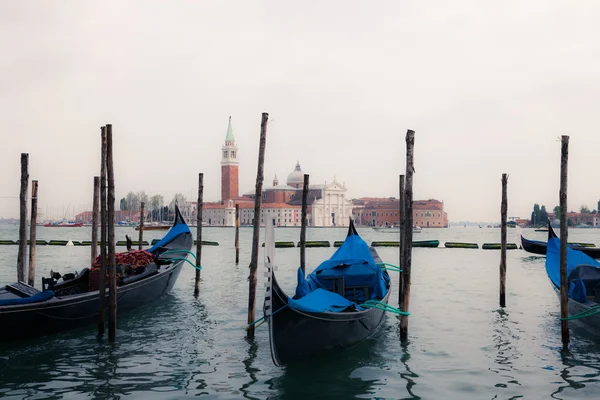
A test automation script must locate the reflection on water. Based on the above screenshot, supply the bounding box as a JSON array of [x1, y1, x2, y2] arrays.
[[399, 343, 421, 400], [551, 344, 600, 399], [489, 309, 522, 390], [1, 226, 600, 398], [241, 338, 259, 400]]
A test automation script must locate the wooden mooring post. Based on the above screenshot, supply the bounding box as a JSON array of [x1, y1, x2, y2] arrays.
[[106, 124, 117, 343], [400, 130, 415, 343], [247, 112, 269, 339], [138, 202, 145, 250], [559, 135, 570, 347], [91, 176, 100, 267], [500, 173, 508, 307], [195, 173, 203, 297], [398, 175, 405, 309], [17, 153, 29, 283], [98, 127, 107, 336], [235, 203, 240, 265], [28, 180, 38, 287], [300, 174, 309, 275]]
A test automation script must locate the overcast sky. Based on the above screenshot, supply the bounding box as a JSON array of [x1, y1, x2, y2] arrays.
[[1, 1, 599, 222]]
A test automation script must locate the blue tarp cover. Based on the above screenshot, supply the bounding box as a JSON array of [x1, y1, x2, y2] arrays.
[[288, 288, 361, 313], [148, 223, 191, 253], [545, 237, 600, 303], [0, 290, 54, 306], [289, 232, 388, 313]]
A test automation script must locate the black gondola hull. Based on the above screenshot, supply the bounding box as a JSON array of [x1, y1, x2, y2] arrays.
[[551, 286, 600, 333], [268, 274, 389, 366], [0, 206, 192, 342], [521, 235, 600, 258], [0, 262, 183, 341]]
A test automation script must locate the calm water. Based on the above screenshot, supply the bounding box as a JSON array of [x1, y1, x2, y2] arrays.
[[1, 225, 600, 399]]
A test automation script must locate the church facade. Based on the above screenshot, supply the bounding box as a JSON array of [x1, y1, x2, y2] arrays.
[[191, 117, 354, 227]]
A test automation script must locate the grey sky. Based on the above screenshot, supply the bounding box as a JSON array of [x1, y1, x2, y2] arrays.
[[1, 1, 599, 222]]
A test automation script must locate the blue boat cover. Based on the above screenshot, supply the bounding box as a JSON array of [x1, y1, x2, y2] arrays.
[[288, 288, 362, 313], [545, 237, 600, 303], [0, 290, 55, 306], [148, 222, 191, 253], [290, 229, 389, 313]]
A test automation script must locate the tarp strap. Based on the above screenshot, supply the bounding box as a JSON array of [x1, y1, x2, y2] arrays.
[[377, 262, 402, 272], [561, 305, 600, 320], [163, 257, 201, 271], [360, 300, 410, 316], [160, 249, 197, 260], [246, 304, 287, 330]]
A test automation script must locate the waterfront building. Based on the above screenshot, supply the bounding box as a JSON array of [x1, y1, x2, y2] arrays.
[[353, 198, 448, 228]]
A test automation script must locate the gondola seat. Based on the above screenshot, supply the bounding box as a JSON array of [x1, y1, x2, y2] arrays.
[[52, 268, 91, 296]]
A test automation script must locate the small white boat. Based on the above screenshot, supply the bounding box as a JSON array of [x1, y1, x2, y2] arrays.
[[373, 226, 421, 233]]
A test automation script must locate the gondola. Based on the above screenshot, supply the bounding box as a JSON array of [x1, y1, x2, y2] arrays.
[[521, 228, 600, 258], [0, 206, 193, 342], [545, 225, 600, 332], [264, 219, 393, 366]]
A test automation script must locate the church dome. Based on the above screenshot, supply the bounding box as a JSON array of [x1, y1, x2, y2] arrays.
[[286, 161, 304, 188]]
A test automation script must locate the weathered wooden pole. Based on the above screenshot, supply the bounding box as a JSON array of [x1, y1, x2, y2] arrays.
[[98, 127, 107, 337], [500, 173, 508, 307], [398, 175, 405, 309], [247, 112, 269, 339], [138, 202, 145, 250], [106, 124, 117, 343], [559, 135, 570, 347], [27, 180, 38, 287], [300, 174, 309, 275], [195, 173, 203, 297], [400, 130, 415, 343], [17, 153, 29, 283], [235, 203, 240, 265], [91, 176, 100, 267]]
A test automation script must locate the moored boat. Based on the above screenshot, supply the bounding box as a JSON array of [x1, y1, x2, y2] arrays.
[[0, 207, 193, 341], [545, 225, 600, 333], [373, 225, 421, 233], [521, 229, 600, 258], [265, 219, 401, 366], [135, 224, 171, 231], [43, 222, 83, 227]]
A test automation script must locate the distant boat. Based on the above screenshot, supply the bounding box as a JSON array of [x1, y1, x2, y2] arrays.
[[535, 228, 549, 232], [373, 226, 421, 233], [135, 224, 170, 231], [43, 222, 83, 228]]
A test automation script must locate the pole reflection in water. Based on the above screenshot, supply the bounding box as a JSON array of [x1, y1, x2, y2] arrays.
[[489, 309, 522, 390], [241, 338, 259, 400], [182, 298, 213, 396], [400, 344, 421, 400], [551, 343, 600, 399]]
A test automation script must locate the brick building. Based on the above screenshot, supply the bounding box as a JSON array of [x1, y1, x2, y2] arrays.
[[353, 198, 448, 228], [221, 116, 239, 202]]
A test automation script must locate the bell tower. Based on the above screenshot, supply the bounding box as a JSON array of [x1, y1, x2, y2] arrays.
[[221, 116, 239, 203]]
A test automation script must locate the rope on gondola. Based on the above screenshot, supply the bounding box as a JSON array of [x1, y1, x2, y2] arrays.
[[161, 257, 202, 271], [377, 262, 402, 273], [560, 305, 600, 321], [360, 300, 410, 316], [160, 249, 197, 260], [245, 304, 287, 330]]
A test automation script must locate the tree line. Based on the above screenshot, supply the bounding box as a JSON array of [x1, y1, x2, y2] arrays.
[[119, 191, 187, 221], [532, 199, 600, 226]]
